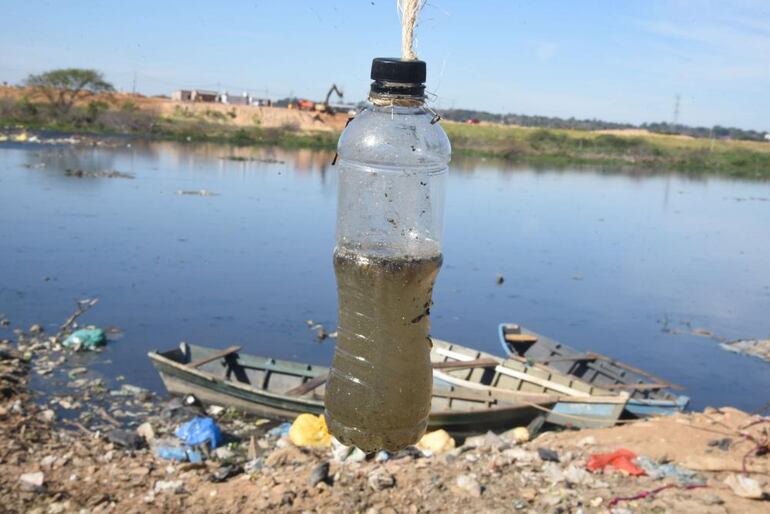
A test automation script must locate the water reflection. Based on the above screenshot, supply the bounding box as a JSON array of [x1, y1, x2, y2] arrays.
[[1, 140, 769, 412]]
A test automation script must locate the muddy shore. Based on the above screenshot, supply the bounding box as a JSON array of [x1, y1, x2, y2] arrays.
[[1, 321, 768, 514]]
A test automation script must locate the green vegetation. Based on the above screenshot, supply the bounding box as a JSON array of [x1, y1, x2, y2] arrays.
[[442, 107, 769, 143], [24, 68, 114, 116], [443, 123, 770, 178], [2, 81, 770, 177]]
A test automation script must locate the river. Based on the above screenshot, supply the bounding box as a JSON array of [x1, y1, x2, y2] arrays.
[[1, 139, 769, 411]]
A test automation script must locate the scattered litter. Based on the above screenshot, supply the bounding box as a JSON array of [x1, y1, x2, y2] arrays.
[[537, 447, 560, 463], [707, 438, 732, 451], [244, 458, 264, 474], [209, 464, 242, 483], [724, 473, 765, 499], [288, 414, 331, 448], [586, 449, 645, 476], [62, 328, 106, 351], [153, 443, 203, 463], [153, 480, 185, 494], [207, 405, 225, 417], [417, 429, 455, 454], [268, 422, 292, 438], [175, 417, 222, 449], [635, 456, 703, 485], [609, 484, 706, 507], [107, 429, 145, 450], [213, 447, 235, 461], [455, 474, 482, 497], [542, 462, 565, 484], [19, 471, 45, 492], [309, 462, 330, 487], [368, 468, 395, 491], [136, 422, 155, 442]]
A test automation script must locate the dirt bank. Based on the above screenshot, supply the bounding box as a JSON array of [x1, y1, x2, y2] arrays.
[[0, 86, 350, 133]]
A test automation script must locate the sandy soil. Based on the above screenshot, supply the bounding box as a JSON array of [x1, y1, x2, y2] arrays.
[[0, 86, 350, 133]]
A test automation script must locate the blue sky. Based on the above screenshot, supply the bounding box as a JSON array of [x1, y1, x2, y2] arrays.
[[1, 1, 769, 131]]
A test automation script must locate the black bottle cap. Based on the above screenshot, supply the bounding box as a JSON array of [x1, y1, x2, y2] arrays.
[[371, 58, 426, 84]]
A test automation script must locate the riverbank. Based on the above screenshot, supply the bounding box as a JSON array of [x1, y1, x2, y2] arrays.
[[3, 87, 770, 178], [1, 317, 768, 513]]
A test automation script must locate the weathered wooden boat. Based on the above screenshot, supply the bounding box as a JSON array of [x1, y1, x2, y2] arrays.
[[430, 338, 630, 429], [148, 343, 555, 437], [498, 323, 689, 417]]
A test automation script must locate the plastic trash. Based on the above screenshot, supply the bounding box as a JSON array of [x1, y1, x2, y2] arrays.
[[267, 422, 292, 438], [586, 448, 646, 476], [288, 414, 332, 448], [62, 328, 106, 350], [175, 416, 222, 449], [152, 438, 204, 463], [416, 429, 455, 454], [635, 456, 704, 485], [107, 429, 144, 450], [325, 57, 451, 453]]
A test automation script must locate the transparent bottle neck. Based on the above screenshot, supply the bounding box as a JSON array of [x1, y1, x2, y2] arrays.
[[367, 94, 426, 115]]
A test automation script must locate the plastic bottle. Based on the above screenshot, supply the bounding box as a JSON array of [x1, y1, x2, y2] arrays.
[[325, 58, 451, 452]]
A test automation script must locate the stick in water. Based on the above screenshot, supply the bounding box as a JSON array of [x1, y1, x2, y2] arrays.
[[397, 0, 427, 60]]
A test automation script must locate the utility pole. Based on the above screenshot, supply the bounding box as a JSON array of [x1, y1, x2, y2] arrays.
[[672, 94, 681, 130], [131, 72, 137, 95]]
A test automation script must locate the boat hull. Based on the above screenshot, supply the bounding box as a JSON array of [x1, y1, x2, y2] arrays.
[[149, 349, 549, 438], [498, 323, 689, 417]]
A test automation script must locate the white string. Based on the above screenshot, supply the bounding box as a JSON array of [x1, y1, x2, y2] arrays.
[[397, 0, 427, 60]]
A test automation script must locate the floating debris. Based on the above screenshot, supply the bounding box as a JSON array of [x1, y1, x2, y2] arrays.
[[176, 190, 219, 196], [65, 168, 134, 179], [220, 156, 285, 164], [721, 339, 770, 363]]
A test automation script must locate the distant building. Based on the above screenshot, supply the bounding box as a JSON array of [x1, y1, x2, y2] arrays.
[[765, 133, 770, 142], [250, 98, 272, 107], [171, 89, 192, 102], [220, 91, 250, 106], [172, 89, 273, 106], [190, 90, 219, 103]]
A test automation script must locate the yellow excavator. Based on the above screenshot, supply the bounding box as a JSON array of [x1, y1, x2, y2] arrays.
[[314, 84, 343, 114]]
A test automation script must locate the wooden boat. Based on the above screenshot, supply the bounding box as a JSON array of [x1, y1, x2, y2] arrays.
[[430, 338, 629, 429], [498, 323, 689, 417], [148, 343, 554, 438]]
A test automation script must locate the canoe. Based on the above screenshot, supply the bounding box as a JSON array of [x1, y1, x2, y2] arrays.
[[430, 338, 629, 429], [148, 342, 554, 438], [498, 323, 689, 417]]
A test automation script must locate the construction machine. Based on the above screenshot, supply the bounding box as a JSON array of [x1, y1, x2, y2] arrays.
[[314, 84, 343, 114]]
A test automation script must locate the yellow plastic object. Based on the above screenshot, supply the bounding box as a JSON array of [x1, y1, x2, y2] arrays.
[[512, 426, 530, 443], [416, 429, 455, 454], [288, 414, 332, 448]]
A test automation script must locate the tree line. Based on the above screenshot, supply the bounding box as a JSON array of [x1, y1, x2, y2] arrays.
[[441, 109, 768, 142]]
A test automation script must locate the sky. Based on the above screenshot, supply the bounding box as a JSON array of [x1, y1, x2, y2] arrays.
[[1, 1, 769, 131]]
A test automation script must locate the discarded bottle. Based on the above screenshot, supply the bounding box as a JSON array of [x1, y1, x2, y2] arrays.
[[325, 58, 451, 452]]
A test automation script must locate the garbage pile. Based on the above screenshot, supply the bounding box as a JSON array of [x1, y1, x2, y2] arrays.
[[1, 305, 769, 513]]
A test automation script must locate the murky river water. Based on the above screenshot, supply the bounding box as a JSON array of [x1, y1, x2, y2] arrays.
[[1, 139, 769, 411]]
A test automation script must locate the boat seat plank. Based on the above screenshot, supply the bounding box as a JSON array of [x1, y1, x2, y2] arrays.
[[285, 359, 501, 397], [432, 358, 498, 370], [188, 345, 241, 368], [504, 333, 539, 344], [285, 373, 328, 397]]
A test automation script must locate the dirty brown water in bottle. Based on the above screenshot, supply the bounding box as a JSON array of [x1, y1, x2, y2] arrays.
[[325, 248, 442, 452]]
